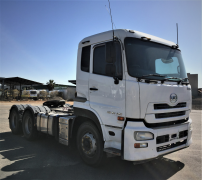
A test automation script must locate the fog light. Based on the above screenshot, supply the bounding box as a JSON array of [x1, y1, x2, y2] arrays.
[[134, 132, 154, 141], [134, 143, 148, 148]]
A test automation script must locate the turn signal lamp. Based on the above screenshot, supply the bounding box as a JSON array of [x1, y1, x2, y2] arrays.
[[134, 143, 148, 148], [117, 116, 124, 121]]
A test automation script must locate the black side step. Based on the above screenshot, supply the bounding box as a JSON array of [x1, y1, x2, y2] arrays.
[[104, 148, 121, 156]]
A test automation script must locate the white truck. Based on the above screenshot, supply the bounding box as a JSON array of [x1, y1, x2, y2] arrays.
[[29, 90, 39, 100], [8, 29, 192, 166], [22, 90, 39, 100]]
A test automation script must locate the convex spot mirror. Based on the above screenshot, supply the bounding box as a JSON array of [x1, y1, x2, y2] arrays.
[[177, 66, 180, 74], [161, 58, 173, 64]]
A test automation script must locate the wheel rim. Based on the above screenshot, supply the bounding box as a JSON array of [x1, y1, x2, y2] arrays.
[[81, 132, 97, 157], [11, 112, 17, 128], [25, 116, 32, 134]]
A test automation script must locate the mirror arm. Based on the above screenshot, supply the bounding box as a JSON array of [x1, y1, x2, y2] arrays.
[[113, 76, 119, 85]]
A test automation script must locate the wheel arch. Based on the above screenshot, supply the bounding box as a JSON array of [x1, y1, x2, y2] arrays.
[[71, 107, 105, 141]]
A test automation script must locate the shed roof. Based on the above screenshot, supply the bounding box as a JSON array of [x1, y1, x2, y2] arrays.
[[1, 77, 43, 86]]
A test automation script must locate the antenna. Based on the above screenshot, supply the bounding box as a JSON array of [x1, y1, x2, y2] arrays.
[[107, 0, 114, 41], [105, 5, 124, 50], [176, 23, 179, 46]]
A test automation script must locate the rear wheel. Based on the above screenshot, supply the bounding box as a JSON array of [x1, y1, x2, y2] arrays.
[[22, 111, 38, 140], [9, 108, 22, 134], [77, 122, 104, 167]]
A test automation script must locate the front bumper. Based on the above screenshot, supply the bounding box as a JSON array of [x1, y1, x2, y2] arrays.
[[124, 119, 192, 161]]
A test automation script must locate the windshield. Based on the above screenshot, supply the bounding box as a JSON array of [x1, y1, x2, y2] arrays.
[[124, 38, 187, 80]]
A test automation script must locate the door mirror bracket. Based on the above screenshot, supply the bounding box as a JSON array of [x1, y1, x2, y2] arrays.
[[113, 77, 119, 85]]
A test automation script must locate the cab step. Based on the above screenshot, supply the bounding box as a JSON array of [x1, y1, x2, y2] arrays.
[[104, 148, 121, 156]]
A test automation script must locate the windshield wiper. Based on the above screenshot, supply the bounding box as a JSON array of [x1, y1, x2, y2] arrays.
[[142, 74, 165, 78], [181, 78, 189, 85], [163, 77, 190, 85], [137, 75, 189, 85], [181, 78, 188, 81], [162, 77, 181, 84], [164, 77, 181, 80], [137, 74, 165, 82]]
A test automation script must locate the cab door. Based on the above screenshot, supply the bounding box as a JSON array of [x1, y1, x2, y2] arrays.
[[89, 41, 125, 127]]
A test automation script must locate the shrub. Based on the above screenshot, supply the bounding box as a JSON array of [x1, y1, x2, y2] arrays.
[[50, 91, 58, 98]]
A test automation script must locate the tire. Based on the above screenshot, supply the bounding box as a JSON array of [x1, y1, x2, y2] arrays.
[[9, 108, 22, 134], [77, 122, 104, 167], [22, 111, 38, 140]]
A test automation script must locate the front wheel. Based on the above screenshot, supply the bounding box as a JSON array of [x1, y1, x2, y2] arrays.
[[77, 122, 104, 167]]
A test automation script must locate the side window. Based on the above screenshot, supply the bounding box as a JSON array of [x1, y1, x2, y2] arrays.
[[81, 45, 91, 72], [93, 45, 106, 75], [93, 41, 122, 78]]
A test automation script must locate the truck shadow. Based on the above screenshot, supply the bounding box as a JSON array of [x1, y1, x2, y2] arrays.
[[0, 132, 184, 180]]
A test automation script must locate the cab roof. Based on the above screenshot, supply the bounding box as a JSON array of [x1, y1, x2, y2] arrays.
[[79, 29, 178, 49]]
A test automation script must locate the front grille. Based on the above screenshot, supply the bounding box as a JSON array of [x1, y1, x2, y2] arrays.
[[179, 130, 188, 138], [156, 130, 188, 145], [144, 118, 189, 128], [154, 103, 186, 110], [156, 135, 169, 144], [155, 111, 186, 119], [157, 139, 187, 152]]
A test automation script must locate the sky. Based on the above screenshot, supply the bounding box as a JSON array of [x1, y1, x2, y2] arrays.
[[0, 0, 201, 87]]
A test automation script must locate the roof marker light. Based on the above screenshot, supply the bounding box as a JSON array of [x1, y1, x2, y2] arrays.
[[82, 41, 90, 44], [129, 30, 135, 33]]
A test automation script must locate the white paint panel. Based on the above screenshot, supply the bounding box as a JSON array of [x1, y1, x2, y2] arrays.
[[125, 75, 140, 118], [89, 74, 125, 127], [139, 83, 192, 118]]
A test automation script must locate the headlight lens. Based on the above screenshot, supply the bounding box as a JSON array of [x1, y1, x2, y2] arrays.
[[134, 132, 154, 141]]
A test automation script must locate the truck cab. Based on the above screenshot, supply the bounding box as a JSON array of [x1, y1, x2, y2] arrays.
[[8, 29, 192, 167], [74, 29, 192, 161]]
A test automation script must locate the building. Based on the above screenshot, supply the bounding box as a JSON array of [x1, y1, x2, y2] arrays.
[[187, 73, 198, 97], [0, 77, 76, 100]]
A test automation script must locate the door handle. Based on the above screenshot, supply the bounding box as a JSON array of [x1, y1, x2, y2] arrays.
[[90, 88, 98, 91]]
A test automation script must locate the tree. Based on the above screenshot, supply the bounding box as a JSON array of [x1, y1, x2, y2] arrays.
[[46, 79, 55, 91]]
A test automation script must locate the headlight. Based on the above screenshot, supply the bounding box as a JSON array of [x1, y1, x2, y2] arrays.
[[134, 132, 154, 141]]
